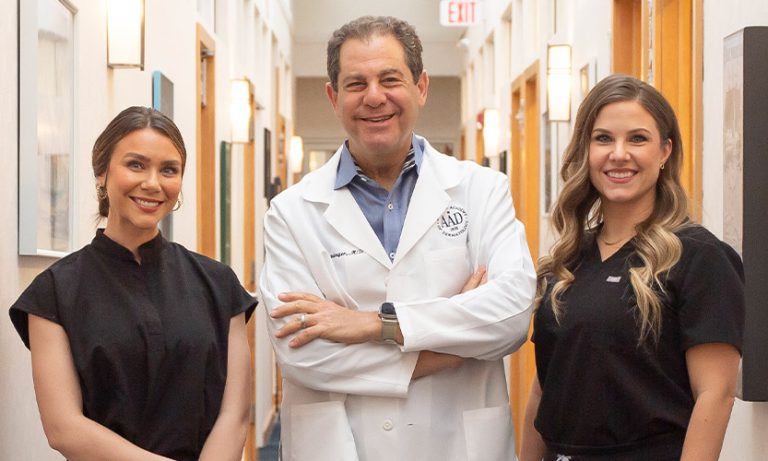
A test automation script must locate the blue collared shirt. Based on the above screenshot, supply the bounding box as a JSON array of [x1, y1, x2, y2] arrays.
[[334, 136, 424, 261]]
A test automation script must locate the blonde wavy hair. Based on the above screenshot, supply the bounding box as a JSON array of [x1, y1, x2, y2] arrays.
[[538, 74, 690, 344]]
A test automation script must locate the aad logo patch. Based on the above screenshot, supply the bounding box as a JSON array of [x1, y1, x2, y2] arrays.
[[437, 205, 469, 237]]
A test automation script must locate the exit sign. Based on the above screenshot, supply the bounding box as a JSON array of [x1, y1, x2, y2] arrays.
[[440, 0, 481, 27]]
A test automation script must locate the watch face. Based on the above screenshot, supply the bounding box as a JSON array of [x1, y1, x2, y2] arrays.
[[380, 302, 396, 316]]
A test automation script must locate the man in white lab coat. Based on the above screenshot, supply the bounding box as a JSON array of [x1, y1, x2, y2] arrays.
[[259, 16, 536, 461]]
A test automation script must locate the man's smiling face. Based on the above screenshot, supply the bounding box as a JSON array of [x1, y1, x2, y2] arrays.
[[326, 33, 428, 161]]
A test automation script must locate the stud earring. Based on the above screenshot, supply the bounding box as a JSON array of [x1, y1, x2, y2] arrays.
[[660, 163, 665, 170], [96, 184, 107, 200]]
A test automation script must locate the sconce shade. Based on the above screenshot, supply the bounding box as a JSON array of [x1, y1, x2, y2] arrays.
[[547, 44, 572, 122], [106, 0, 144, 69], [289, 136, 304, 174], [230, 79, 252, 143], [482, 108, 500, 158]]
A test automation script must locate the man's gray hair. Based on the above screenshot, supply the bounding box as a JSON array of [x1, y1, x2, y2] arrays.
[[326, 16, 423, 92]]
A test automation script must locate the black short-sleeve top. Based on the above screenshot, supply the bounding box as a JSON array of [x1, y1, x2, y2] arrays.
[[532, 225, 744, 459], [9, 230, 257, 461]]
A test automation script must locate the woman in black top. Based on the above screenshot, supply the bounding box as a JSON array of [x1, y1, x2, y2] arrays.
[[9, 106, 257, 461], [520, 75, 744, 461]]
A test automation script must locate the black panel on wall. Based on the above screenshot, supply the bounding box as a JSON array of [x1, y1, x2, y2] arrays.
[[739, 26, 768, 402]]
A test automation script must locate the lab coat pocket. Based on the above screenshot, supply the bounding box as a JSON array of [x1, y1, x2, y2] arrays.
[[289, 401, 359, 461], [425, 246, 470, 297], [462, 405, 516, 461]]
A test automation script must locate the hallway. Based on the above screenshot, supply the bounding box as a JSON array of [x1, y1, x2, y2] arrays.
[[2, 1, 768, 460]]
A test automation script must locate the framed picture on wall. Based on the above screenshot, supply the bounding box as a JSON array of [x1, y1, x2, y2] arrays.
[[220, 141, 232, 265], [18, 0, 77, 256], [264, 127, 272, 199], [580, 63, 590, 98], [724, 27, 768, 402], [152, 71, 175, 239]]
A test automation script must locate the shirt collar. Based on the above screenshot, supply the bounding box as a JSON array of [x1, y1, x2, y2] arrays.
[[334, 134, 424, 190], [92, 228, 167, 264]]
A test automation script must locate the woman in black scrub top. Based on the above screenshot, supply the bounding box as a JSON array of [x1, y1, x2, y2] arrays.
[[520, 75, 744, 461], [9, 106, 257, 461]]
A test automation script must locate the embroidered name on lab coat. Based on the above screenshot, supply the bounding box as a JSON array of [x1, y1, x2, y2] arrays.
[[437, 205, 469, 237], [330, 248, 364, 259]]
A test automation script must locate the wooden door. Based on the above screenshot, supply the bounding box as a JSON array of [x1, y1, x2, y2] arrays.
[[508, 62, 540, 450], [612, 0, 702, 219], [196, 24, 216, 258], [475, 111, 485, 164], [241, 79, 258, 461]]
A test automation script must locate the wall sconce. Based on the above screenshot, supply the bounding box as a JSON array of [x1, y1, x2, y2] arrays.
[[547, 44, 572, 122], [482, 108, 500, 158], [106, 0, 145, 69], [289, 135, 304, 174], [230, 78, 253, 143]]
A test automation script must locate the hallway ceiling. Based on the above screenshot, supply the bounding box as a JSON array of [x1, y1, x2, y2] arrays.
[[292, 0, 467, 46]]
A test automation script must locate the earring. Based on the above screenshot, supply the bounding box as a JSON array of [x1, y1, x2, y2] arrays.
[[96, 184, 107, 200], [172, 191, 184, 212], [660, 163, 665, 170]]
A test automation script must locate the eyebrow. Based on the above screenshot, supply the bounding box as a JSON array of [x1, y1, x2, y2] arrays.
[[124, 152, 181, 166], [591, 127, 653, 135], [341, 68, 407, 84]]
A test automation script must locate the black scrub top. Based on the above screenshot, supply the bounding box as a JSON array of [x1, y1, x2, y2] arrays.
[[9, 229, 257, 461], [532, 225, 744, 460]]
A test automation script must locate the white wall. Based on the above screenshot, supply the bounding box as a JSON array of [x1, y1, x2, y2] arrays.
[[0, 0, 61, 458], [1, 0, 294, 458]]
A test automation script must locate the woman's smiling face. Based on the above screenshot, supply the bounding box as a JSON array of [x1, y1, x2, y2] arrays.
[[99, 127, 183, 242], [588, 100, 672, 216]]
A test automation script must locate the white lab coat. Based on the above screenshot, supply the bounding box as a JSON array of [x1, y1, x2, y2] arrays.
[[259, 136, 536, 461]]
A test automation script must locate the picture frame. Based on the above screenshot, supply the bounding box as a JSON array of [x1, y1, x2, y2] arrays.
[[152, 71, 175, 239], [724, 27, 768, 402], [18, 0, 77, 256], [220, 141, 232, 265], [263, 128, 272, 198]]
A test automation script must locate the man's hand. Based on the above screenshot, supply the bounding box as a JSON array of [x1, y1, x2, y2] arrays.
[[271, 293, 380, 348], [272, 267, 487, 349], [461, 266, 487, 293]]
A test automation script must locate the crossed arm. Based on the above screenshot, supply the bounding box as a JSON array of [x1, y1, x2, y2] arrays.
[[29, 313, 251, 461], [260, 175, 535, 395], [270, 267, 488, 379]]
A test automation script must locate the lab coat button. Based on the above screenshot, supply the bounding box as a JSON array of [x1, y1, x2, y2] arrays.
[[382, 419, 394, 431]]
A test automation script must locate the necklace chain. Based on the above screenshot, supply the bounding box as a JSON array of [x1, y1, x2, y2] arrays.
[[599, 233, 633, 246]]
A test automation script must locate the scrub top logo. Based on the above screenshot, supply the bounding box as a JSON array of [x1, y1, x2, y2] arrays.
[[437, 205, 469, 237]]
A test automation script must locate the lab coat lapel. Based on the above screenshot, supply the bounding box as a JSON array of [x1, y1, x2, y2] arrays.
[[394, 148, 452, 266], [302, 149, 392, 270], [324, 190, 393, 269]]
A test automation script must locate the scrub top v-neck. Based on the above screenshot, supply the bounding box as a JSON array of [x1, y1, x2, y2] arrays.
[[532, 226, 744, 459]]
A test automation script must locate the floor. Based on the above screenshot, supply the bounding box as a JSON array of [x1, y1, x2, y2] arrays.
[[258, 415, 280, 461]]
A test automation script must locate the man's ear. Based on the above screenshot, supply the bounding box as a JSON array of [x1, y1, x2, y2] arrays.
[[416, 71, 429, 107], [326, 82, 339, 113]]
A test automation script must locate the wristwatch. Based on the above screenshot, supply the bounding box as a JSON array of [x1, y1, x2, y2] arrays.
[[378, 302, 399, 345]]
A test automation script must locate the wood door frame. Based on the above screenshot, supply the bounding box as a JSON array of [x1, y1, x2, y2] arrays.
[[274, 67, 288, 190], [475, 113, 485, 165], [611, 0, 702, 220], [508, 61, 540, 451], [196, 24, 216, 258], [240, 78, 258, 461]]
